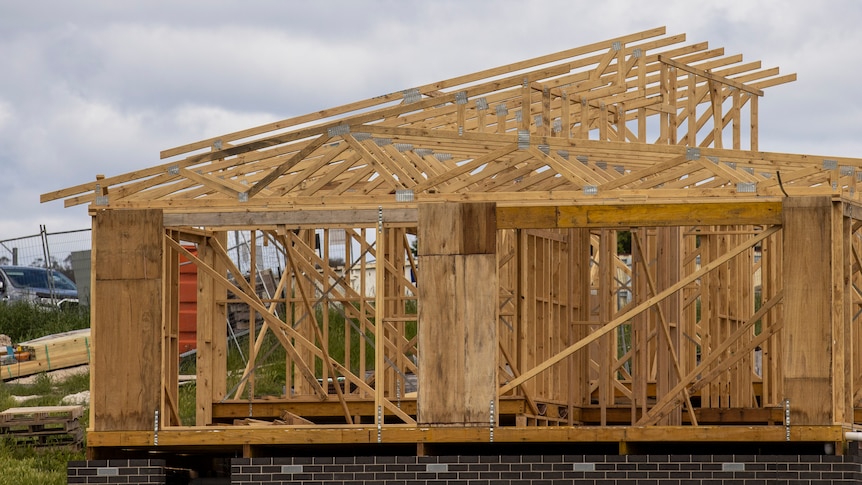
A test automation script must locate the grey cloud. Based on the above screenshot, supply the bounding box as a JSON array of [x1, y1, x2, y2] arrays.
[[3, 0, 862, 236]]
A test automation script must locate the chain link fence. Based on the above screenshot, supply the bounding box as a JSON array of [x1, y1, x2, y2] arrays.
[[0, 226, 91, 273], [0, 226, 93, 304], [0, 228, 357, 275], [0, 227, 369, 307]]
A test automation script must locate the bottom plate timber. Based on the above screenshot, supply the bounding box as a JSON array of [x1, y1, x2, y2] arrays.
[[87, 424, 843, 449]]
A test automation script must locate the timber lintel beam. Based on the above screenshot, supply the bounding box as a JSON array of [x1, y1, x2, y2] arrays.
[[164, 201, 783, 229], [497, 201, 783, 229], [163, 208, 419, 229]]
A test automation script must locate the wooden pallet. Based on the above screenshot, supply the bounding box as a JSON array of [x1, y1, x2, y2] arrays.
[[0, 405, 84, 448]]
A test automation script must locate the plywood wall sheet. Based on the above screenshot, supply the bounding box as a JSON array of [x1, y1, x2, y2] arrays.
[[460, 254, 498, 423], [418, 203, 460, 256], [418, 202, 496, 256], [418, 254, 497, 425], [92, 278, 162, 431], [784, 377, 833, 425], [94, 209, 163, 280], [417, 255, 461, 423], [782, 197, 831, 379], [782, 196, 833, 425], [459, 203, 497, 254], [92, 208, 163, 432]]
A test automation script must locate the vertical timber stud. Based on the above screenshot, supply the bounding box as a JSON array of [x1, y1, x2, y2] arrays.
[[656, 227, 682, 425], [418, 202, 497, 425], [161, 230, 179, 427], [195, 231, 228, 426], [835, 200, 852, 428], [782, 197, 848, 425], [196, 236, 215, 426], [375, 209, 385, 427], [212, 232, 228, 408], [92, 209, 163, 432]]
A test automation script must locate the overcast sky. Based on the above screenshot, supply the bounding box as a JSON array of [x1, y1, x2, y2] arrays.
[[2, 0, 861, 240]]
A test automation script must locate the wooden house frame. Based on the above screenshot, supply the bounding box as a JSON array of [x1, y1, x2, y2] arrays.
[[42, 27, 862, 458]]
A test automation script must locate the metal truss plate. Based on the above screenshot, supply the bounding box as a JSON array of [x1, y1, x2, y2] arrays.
[[517, 130, 530, 150], [736, 182, 756, 193], [327, 124, 350, 137], [686, 147, 700, 161], [402, 88, 421, 104], [395, 189, 414, 202]]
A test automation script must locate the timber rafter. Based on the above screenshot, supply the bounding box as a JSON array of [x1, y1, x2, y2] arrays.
[[44, 27, 862, 214]]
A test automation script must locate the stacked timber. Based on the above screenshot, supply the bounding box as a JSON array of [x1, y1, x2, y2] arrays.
[[233, 410, 313, 426], [0, 329, 91, 380], [0, 405, 84, 448]]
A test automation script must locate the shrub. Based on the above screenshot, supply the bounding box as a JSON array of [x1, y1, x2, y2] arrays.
[[0, 302, 88, 343]]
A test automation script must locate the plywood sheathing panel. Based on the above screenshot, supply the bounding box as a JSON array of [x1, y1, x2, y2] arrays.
[[782, 197, 842, 425], [418, 202, 497, 425], [418, 254, 497, 425], [92, 209, 163, 432], [94, 210, 162, 279], [418, 202, 496, 256]]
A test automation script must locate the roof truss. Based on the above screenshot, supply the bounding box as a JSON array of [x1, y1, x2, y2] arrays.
[[42, 27, 860, 213]]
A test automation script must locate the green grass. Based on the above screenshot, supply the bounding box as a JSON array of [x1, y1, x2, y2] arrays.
[[0, 302, 89, 343], [0, 302, 90, 484], [1, 371, 91, 412], [0, 445, 82, 485], [0, 370, 90, 485]]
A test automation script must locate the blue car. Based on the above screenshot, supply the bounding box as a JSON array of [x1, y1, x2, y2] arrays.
[[0, 265, 79, 309]]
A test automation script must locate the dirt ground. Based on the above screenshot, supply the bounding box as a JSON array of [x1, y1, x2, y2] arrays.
[[6, 364, 91, 405], [8, 364, 89, 385]]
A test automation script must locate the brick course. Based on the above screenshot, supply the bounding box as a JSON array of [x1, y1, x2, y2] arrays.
[[67, 459, 166, 484], [66, 454, 862, 484], [228, 454, 862, 485]]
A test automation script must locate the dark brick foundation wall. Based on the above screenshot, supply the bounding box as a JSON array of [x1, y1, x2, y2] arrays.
[[67, 459, 166, 484], [65, 454, 862, 484], [230, 454, 862, 485]]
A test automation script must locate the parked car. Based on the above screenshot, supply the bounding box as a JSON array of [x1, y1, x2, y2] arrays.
[[0, 265, 79, 309]]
